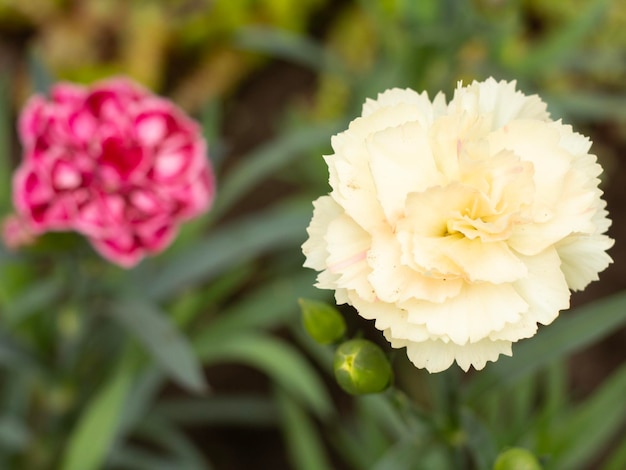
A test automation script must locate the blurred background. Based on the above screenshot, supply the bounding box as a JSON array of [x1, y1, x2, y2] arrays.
[[0, 0, 625, 469]]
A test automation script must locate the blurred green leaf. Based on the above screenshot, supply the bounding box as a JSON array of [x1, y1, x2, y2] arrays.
[[132, 414, 211, 470], [0, 330, 40, 372], [209, 122, 340, 221], [517, 0, 610, 74], [234, 27, 346, 76], [170, 263, 254, 329], [359, 393, 410, 441], [466, 291, 626, 400], [370, 437, 422, 470], [276, 387, 332, 470], [201, 98, 225, 172], [108, 446, 187, 470], [196, 332, 332, 419], [156, 395, 278, 427], [118, 366, 164, 435], [0, 415, 30, 451], [462, 408, 498, 470], [194, 270, 323, 341], [61, 353, 134, 470], [545, 92, 626, 121], [603, 434, 626, 470], [371, 437, 450, 470], [109, 298, 206, 393], [0, 75, 12, 214], [144, 199, 312, 300], [551, 362, 626, 470], [28, 51, 55, 95], [4, 277, 64, 325]]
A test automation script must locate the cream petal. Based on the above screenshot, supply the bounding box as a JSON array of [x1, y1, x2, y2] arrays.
[[555, 123, 593, 157], [367, 122, 444, 223], [334, 288, 349, 305], [362, 88, 435, 121], [324, 212, 373, 299], [513, 247, 570, 326], [401, 183, 475, 237], [449, 78, 549, 130], [556, 234, 614, 291], [488, 120, 571, 209], [405, 282, 528, 345], [367, 229, 463, 303], [315, 269, 341, 291], [325, 213, 370, 269], [444, 238, 527, 283], [348, 293, 430, 342], [402, 337, 512, 373], [488, 315, 537, 342], [302, 196, 342, 271], [399, 234, 461, 279], [325, 155, 387, 233]]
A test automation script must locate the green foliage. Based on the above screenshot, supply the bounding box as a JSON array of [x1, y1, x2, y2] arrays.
[[61, 351, 135, 470]]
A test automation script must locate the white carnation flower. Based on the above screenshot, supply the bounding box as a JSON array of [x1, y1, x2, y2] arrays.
[[302, 78, 614, 373]]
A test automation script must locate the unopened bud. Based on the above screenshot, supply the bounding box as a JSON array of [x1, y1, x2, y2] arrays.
[[493, 448, 542, 470], [299, 298, 346, 345], [333, 338, 392, 395]]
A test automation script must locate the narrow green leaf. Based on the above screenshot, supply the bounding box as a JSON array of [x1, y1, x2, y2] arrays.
[[551, 362, 626, 470], [517, 0, 610, 74], [465, 291, 626, 400], [543, 359, 569, 419], [201, 99, 225, 172], [0, 330, 40, 372], [209, 122, 339, 221], [351, 396, 393, 457], [144, 199, 312, 300], [276, 388, 332, 470], [234, 27, 346, 76], [370, 438, 421, 470], [4, 277, 64, 325], [196, 333, 332, 418], [359, 394, 410, 441], [118, 366, 164, 435], [108, 446, 185, 470], [194, 270, 324, 342], [462, 408, 498, 470], [133, 414, 211, 470], [0, 416, 30, 450], [371, 437, 449, 470], [156, 395, 278, 427], [61, 355, 134, 470], [28, 51, 55, 94], [109, 298, 206, 393], [545, 92, 626, 122], [603, 433, 626, 470], [0, 75, 12, 214]]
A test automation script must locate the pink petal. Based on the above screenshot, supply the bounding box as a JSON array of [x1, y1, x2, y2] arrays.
[[52, 160, 82, 190], [153, 150, 188, 179], [136, 114, 167, 146]]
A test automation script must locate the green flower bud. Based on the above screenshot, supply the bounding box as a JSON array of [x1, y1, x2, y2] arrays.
[[299, 298, 346, 345], [333, 339, 393, 395], [493, 448, 542, 470]]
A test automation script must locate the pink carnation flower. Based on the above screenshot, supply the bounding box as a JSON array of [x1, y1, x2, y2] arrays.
[[12, 77, 215, 267]]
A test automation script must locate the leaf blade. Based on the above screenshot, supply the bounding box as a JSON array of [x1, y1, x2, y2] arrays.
[[109, 298, 206, 393], [61, 355, 134, 470]]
